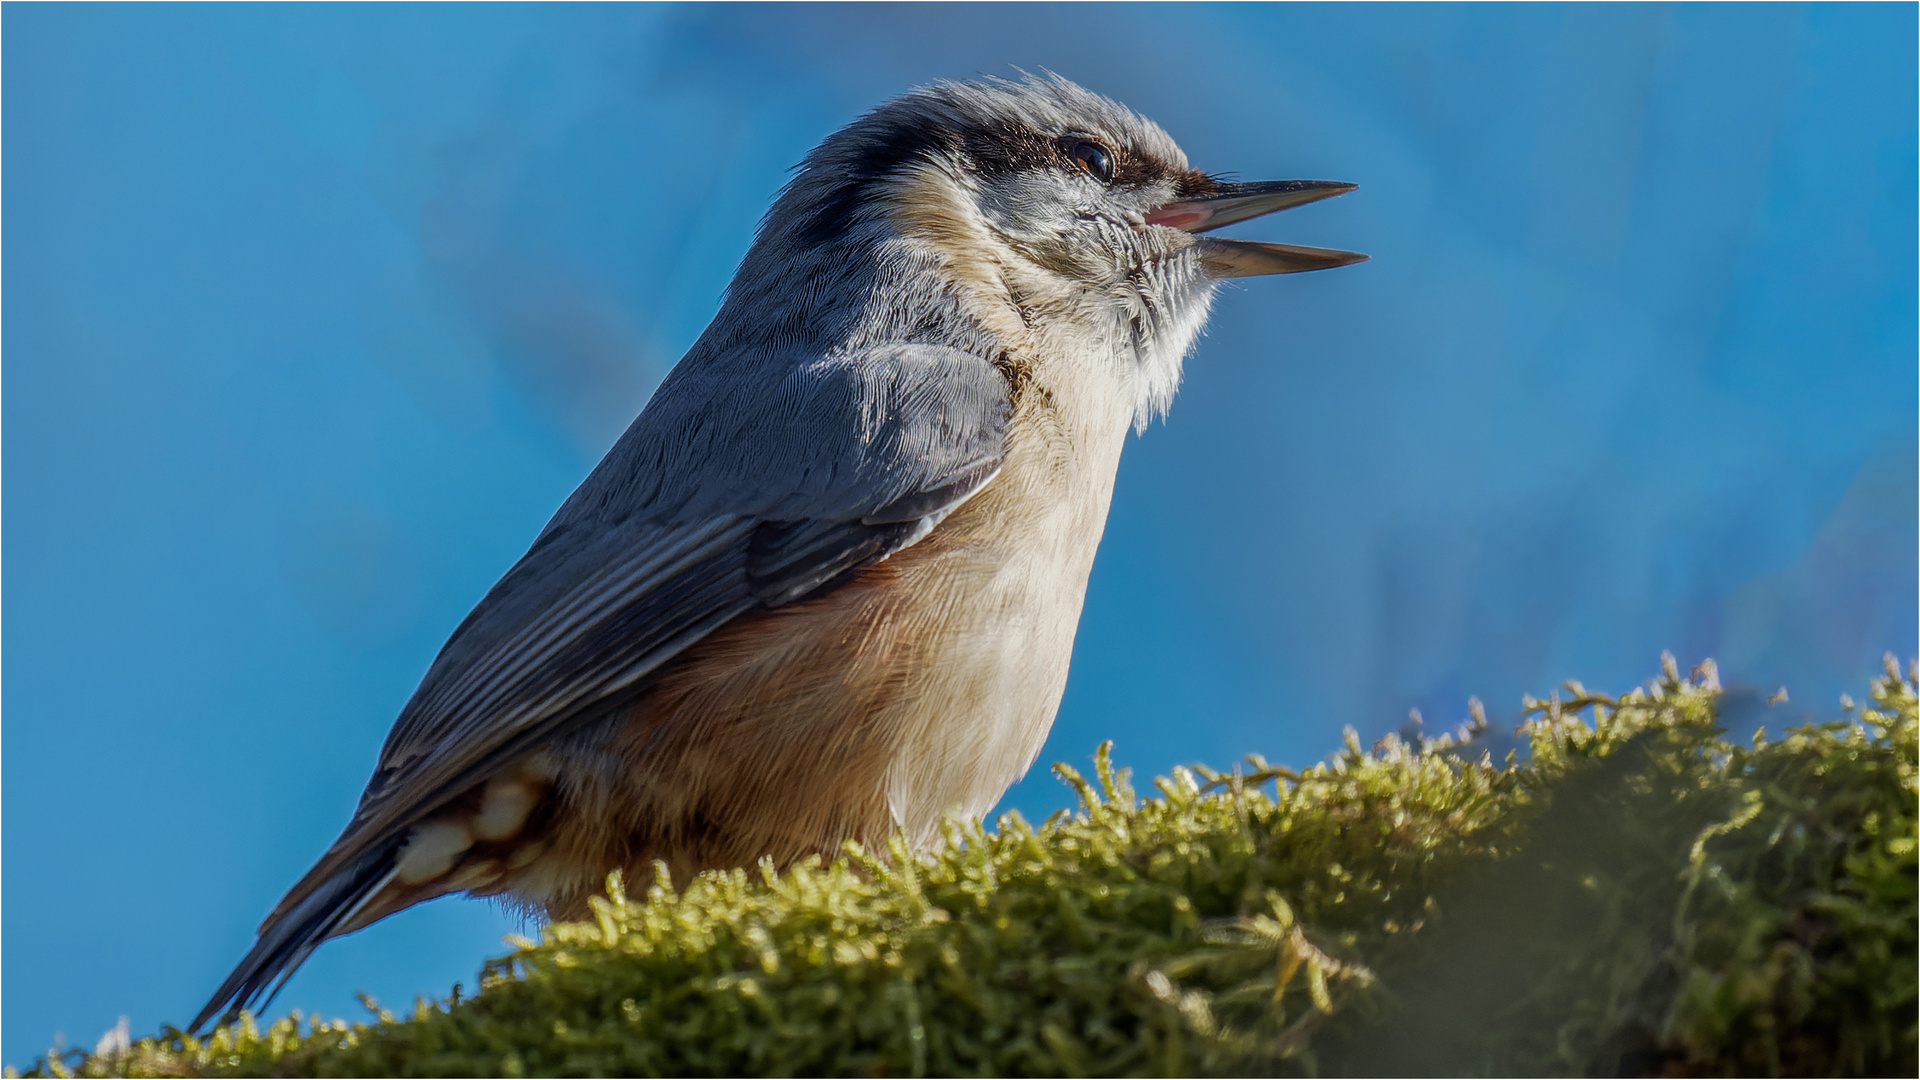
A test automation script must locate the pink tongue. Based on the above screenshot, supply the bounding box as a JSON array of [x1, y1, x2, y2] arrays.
[[1145, 206, 1210, 231]]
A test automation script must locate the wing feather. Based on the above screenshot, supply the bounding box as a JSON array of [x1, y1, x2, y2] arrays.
[[202, 342, 1011, 1031], [258, 343, 1012, 928]]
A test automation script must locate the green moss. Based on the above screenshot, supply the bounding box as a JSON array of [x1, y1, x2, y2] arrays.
[[23, 656, 1916, 1078]]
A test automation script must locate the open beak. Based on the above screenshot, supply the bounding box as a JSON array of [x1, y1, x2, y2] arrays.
[[1147, 179, 1367, 277]]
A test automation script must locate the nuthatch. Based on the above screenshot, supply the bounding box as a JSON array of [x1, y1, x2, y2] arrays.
[[194, 74, 1363, 1030]]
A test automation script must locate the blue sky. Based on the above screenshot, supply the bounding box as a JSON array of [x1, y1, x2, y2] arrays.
[[4, 2, 1914, 1063]]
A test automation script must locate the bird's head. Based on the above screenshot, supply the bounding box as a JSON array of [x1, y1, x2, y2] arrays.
[[732, 74, 1365, 426]]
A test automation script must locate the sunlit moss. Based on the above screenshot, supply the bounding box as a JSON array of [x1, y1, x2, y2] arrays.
[[20, 656, 1915, 1078]]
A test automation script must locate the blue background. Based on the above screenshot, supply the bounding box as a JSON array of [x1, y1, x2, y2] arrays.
[[5, 2, 1914, 1062]]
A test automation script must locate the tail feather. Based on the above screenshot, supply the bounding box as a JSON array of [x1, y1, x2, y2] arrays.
[[189, 850, 399, 1034]]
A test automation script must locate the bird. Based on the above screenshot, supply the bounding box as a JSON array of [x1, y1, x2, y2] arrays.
[[191, 73, 1364, 1032]]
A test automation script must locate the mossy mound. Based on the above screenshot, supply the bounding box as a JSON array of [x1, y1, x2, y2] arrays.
[[23, 656, 1917, 1078]]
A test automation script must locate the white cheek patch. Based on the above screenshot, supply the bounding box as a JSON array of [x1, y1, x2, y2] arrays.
[[394, 821, 472, 885], [977, 170, 1087, 230], [974, 171, 1122, 278]]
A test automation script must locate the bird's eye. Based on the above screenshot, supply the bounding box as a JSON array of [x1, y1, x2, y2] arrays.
[[1067, 139, 1114, 185]]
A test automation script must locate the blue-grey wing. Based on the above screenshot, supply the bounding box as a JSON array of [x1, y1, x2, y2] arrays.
[[195, 342, 1011, 1034], [303, 342, 1011, 888]]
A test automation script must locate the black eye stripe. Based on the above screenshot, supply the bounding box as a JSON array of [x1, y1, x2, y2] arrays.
[[801, 120, 1176, 247]]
